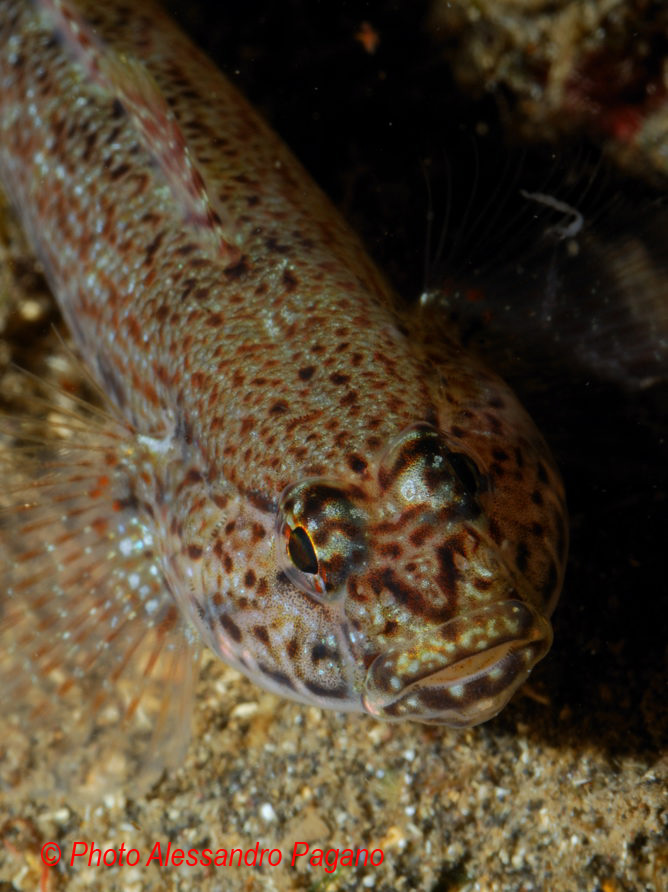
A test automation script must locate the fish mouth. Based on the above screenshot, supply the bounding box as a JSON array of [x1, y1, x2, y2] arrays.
[[362, 600, 553, 727]]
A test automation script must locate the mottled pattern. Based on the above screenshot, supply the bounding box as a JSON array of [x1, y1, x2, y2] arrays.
[[0, 0, 566, 790]]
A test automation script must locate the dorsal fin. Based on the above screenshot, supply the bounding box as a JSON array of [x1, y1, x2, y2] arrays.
[[38, 0, 242, 268]]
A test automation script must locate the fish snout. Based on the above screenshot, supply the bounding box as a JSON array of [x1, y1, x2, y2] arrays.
[[362, 600, 552, 726]]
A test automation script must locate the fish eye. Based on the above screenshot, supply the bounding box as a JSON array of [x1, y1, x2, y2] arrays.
[[447, 452, 481, 496], [379, 424, 485, 511], [287, 526, 319, 575], [276, 478, 368, 602]]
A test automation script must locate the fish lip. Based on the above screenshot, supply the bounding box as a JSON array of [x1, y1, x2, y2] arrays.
[[361, 599, 553, 727]]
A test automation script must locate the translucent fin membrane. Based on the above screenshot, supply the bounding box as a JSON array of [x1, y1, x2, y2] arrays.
[[0, 399, 199, 800], [427, 153, 668, 393], [38, 0, 242, 267]]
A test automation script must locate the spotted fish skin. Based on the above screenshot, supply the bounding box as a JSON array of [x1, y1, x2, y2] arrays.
[[0, 0, 567, 751]]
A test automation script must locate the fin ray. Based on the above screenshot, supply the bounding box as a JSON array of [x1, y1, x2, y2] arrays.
[[37, 0, 242, 268], [1, 393, 200, 800]]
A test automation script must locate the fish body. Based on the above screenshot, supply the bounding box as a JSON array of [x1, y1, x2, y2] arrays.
[[0, 0, 567, 792]]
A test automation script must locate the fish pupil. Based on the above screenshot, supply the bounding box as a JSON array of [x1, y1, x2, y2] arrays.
[[448, 452, 481, 496], [288, 526, 319, 575]]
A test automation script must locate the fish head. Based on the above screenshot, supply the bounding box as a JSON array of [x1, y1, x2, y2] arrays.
[[272, 410, 566, 726], [165, 370, 566, 727]]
